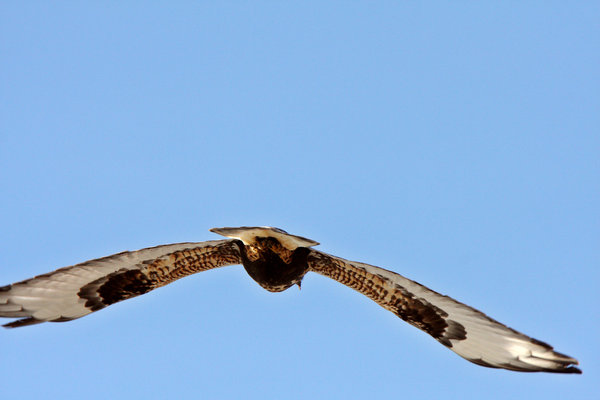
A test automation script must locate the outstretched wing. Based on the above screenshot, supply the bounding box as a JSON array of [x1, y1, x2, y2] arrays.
[[307, 250, 580, 374], [0, 239, 242, 328]]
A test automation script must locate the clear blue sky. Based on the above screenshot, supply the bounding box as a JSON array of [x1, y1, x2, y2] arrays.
[[1, 2, 598, 399]]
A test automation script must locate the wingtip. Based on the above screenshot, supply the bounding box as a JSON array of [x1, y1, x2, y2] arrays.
[[559, 356, 582, 374], [567, 366, 582, 374], [531, 343, 582, 374]]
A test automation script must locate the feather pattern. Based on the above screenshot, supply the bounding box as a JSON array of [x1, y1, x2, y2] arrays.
[[307, 249, 581, 373], [0, 240, 241, 327]]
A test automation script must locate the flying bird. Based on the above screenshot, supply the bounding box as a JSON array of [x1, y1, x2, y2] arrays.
[[0, 226, 580, 374]]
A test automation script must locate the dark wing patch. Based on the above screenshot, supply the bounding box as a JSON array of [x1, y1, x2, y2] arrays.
[[79, 269, 153, 311], [0, 240, 242, 327], [307, 249, 580, 374], [307, 250, 465, 345], [80, 242, 242, 311]]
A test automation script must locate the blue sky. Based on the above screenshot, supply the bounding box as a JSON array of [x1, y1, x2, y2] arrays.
[[1, 2, 598, 399]]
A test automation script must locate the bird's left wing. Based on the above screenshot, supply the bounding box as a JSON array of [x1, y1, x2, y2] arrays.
[[0, 239, 242, 328], [307, 249, 580, 373]]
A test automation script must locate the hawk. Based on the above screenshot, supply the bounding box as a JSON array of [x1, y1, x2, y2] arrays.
[[0, 226, 580, 374]]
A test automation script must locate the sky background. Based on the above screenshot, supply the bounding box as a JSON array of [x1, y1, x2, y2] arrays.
[[1, 2, 598, 399]]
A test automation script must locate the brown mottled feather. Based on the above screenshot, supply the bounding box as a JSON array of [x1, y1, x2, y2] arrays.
[[80, 241, 243, 311], [1, 240, 242, 327], [307, 250, 465, 344]]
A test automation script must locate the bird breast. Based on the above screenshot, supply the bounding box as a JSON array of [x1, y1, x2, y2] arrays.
[[237, 240, 310, 293]]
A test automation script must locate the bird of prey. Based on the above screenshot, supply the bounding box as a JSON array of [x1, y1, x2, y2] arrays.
[[0, 226, 580, 374]]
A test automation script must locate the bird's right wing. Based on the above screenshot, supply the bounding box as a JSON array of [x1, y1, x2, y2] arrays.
[[0, 239, 242, 328], [307, 249, 580, 373]]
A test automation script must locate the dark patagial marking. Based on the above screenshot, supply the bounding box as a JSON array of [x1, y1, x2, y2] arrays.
[[98, 269, 155, 305], [392, 293, 467, 347], [79, 269, 155, 311]]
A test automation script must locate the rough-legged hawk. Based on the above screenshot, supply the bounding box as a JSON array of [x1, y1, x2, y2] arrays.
[[0, 226, 581, 374]]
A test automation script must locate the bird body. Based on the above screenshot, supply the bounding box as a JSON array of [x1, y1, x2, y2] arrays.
[[0, 226, 581, 374], [210, 227, 315, 292]]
